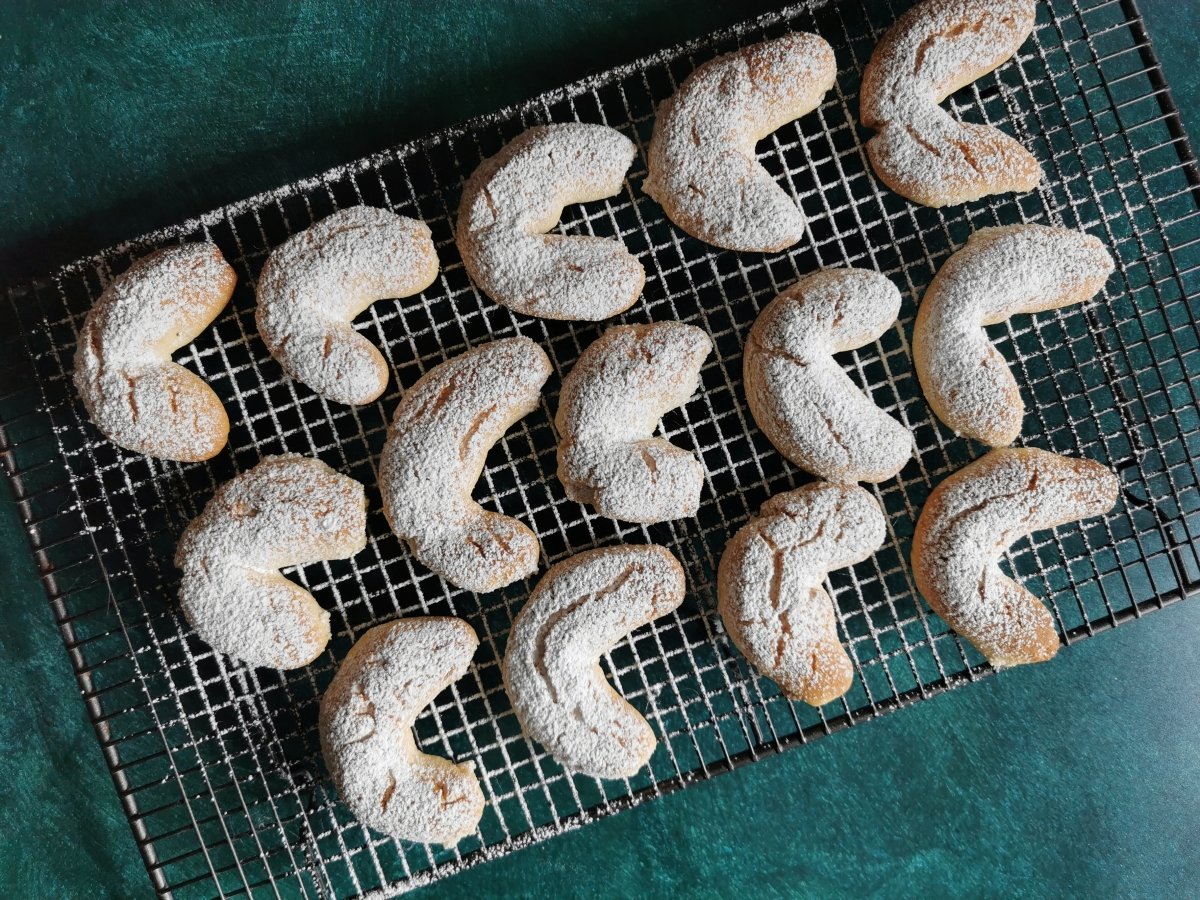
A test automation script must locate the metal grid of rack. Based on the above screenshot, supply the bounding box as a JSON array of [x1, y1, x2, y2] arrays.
[[1, 0, 1198, 896]]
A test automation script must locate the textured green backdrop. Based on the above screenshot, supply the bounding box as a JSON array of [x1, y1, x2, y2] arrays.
[[1, 1, 1198, 897]]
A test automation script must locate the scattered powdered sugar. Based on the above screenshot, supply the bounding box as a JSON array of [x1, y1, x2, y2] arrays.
[[73, 243, 236, 461], [457, 123, 644, 321], [859, 0, 1040, 207], [717, 483, 886, 706], [913, 224, 1115, 446], [320, 617, 484, 846], [643, 32, 836, 252], [380, 338, 552, 593], [256, 205, 439, 406], [912, 448, 1118, 667], [744, 268, 913, 484], [502, 545, 685, 779], [174, 454, 367, 669], [555, 322, 712, 524]]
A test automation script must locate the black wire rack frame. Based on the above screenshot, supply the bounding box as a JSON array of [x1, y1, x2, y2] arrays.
[[1, 0, 1198, 897]]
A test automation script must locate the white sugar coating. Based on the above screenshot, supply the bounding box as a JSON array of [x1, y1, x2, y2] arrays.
[[744, 268, 913, 484], [860, 0, 1040, 207], [320, 617, 484, 846], [457, 123, 644, 321], [643, 32, 836, 252], [717, 483, 886, 707], [380, 337, 552, 593], [73, 243, 236, 461], [912, 448, 1118, 667], [174, 454, 367, 670], [914, 224, 1115, 446], [556, 323, 712, 524], [502, 545, 685, 779], [256, 205, 439, 406]]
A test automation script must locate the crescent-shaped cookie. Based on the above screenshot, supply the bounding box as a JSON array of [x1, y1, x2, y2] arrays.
[[642, 33, 837, 252], [860, 0, 1041, 207], [457, 123, 644, 321], [502, 545, 686, 779], [717, 483, 886, 706], [913, 224, 1114, 446], [912, 448, 1119, 667], [73, 243, 236, 461], [556, 323, 713, 523], [320, 617, 485, 845], [380, 337, 552, 593], [175, 454, 367, 669], [744, 268, 913, 484], [256, 206, 439, 406]]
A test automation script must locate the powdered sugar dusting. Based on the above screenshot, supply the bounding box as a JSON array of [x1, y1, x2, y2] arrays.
[[912, 448, 1118, 667], [643, 32, 836, 252], [256, 206, 439, 406], [556, 323, 712, 523], [457, 123, 644, 321], [744, 268, 913, 484], [717, 483, 886, 706], [502, 545, 685, 779], [73, 243, 236, 461], [860, 0, 1040, 207], [914, 224, 1115, 446], [380, 338, 552, 593], [320, 617, 485, 845], [174, 454, 367, 669]]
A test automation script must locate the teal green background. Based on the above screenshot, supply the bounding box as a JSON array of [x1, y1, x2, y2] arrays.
[[2, 1, 1198, 897]]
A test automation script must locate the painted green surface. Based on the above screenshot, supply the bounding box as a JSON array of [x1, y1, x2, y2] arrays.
[[1, 1, 1197, 897]]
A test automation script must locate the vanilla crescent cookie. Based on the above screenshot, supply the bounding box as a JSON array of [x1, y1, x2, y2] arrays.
[[256, 206, 439, 406], [744, 268, 913, 484], [912, 448, 1118, 667], [503, 545, 686, 779], [457, 123, 644, 321], [74, 243, 236, 461], [860, 0, 1041, 207], [380, 338, 552, 593], [718, 483, 886, 706], [175, 454, 367, 669], [914, 224, 1114, 446], [556, 323, 712, 523], [643, 33, 836, 252], [320, 617, 485, 845]]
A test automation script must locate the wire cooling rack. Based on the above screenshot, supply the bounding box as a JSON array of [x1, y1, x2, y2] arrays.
[[1, 0, 1198, 896]]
